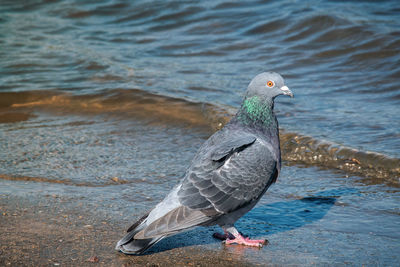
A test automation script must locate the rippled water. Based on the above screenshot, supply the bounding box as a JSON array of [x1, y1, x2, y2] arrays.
[[1, 0, 399, 157], [1, 0, 399, 265]]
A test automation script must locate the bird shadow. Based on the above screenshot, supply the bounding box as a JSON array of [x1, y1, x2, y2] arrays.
[[140, 189, 353, 255]]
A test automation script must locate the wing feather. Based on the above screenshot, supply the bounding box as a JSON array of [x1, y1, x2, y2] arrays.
[[210, 135, 256, 161], [134, 206, 212, 239], [178, 132, 277, 214]]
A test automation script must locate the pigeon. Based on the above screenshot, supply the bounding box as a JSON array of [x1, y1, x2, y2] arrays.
[[116, 72, 293, 254]]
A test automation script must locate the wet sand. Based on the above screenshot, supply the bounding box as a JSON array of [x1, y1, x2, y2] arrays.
[[0, 192, 257, 267], [2, 164, 398, 266]]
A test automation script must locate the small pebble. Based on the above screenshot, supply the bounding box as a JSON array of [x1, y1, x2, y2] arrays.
[[87, 256, 99, 263]]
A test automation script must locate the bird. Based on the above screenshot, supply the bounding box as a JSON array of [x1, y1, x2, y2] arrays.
[[116, 72, 293, 255]]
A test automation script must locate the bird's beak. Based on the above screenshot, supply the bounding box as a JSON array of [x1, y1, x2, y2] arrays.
[[280, 86, 293, 98]]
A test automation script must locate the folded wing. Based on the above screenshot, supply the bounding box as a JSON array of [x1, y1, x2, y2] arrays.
[[178, 132, 277, 214]]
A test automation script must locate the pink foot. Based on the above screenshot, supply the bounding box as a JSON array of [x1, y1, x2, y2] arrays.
[[224, 233, 266, 247]]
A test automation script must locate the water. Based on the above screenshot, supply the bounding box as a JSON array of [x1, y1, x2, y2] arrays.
[[0, 0, 399, 265]]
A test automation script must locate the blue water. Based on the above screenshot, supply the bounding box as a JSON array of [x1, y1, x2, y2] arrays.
[[1, 0, 399, 157], [0, 1, 399, 265]]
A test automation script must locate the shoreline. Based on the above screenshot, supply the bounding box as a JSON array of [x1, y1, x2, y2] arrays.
[[0, 189, 258, 267], [1, 163, 399, 266]]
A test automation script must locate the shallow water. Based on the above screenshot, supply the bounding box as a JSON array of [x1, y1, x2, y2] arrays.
[[1, 0, 399, 157], [1, 113, 399, 265], [0, 0, 399, 265]]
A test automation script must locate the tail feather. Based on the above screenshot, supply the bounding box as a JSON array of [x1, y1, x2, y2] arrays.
[[116, 201, 215, 254], [127, 212, 150, 232], [116, 212, 160, 255], [116, 233, 163, 255]]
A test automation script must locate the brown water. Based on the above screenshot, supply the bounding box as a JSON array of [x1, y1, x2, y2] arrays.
[[1, 0, 399, 265]]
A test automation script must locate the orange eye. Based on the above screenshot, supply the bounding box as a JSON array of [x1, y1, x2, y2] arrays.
[[266, 81, 274, 87]]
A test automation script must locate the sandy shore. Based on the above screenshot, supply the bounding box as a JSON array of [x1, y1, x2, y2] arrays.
[[0, 193, 259, 267], [1, 165, 398, 266]]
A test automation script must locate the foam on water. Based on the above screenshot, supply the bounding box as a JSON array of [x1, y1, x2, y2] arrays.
[[0, 89, 399, 184]]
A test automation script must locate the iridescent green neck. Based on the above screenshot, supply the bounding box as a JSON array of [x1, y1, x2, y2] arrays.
[[237, 95, 274, 126]]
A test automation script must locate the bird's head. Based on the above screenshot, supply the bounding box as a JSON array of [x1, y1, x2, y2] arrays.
[[245, 72, 293, 99]]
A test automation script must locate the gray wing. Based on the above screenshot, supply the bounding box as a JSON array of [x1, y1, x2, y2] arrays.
[[178, 133, 277, 214], [210, 135, 256, 161]]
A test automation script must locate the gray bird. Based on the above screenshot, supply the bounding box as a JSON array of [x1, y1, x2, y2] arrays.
[[116, 72, 293, 254]]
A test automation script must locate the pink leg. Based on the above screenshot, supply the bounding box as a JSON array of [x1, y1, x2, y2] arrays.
[[212, 230, 236, 240], [224, 232, 266, 247]]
